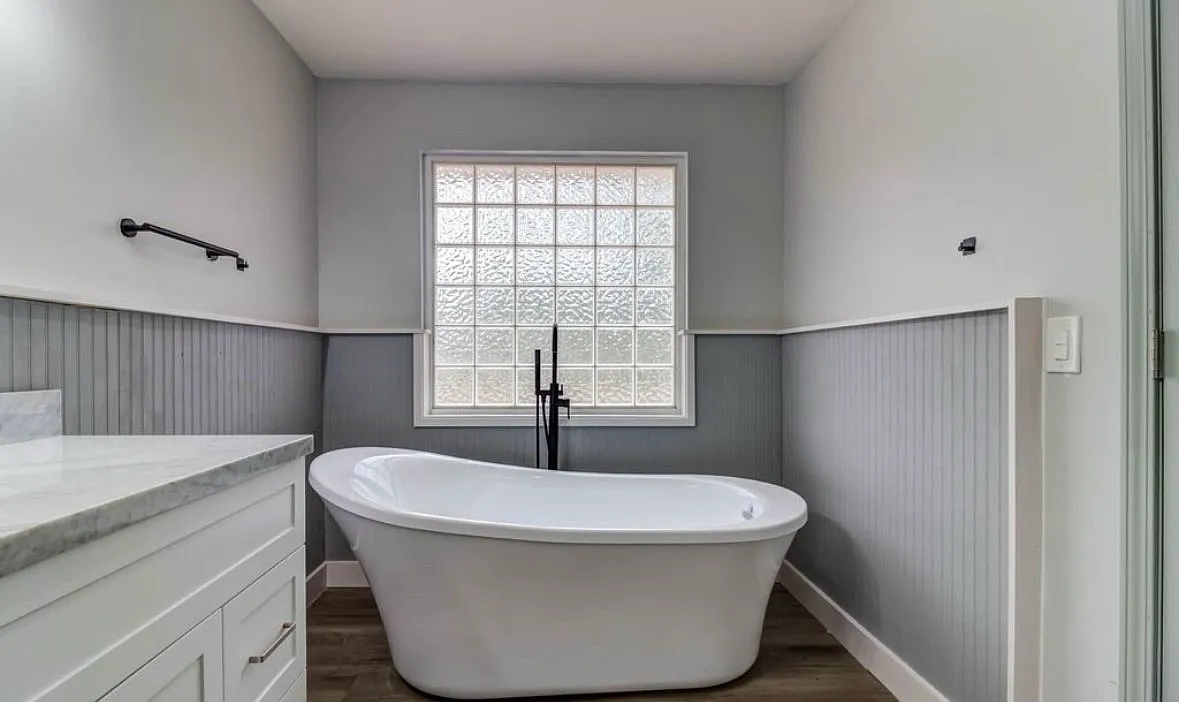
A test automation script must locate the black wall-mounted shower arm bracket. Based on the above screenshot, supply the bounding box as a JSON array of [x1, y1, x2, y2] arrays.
[[120, 218, 249, 271]]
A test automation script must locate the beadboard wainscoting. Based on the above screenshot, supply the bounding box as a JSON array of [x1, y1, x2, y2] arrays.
[[321, 333, 783, 560], [780, 304, 1041, 702], [0, 296, 326, 571]]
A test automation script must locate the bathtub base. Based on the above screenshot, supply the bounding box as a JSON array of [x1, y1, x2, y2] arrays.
[[329, 506, 792, 699]]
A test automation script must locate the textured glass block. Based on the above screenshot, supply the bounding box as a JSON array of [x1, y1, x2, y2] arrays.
[[435, 287, 474, 325], [555, 288, 594, 325], [476, 327, 515, 365], [558, 327, 594, 365], [556, 247, 594, 286], [556, 208, 593, 245], [476, 368, 515, 406], [636, 368, 674, 406], [556, 166, 594, 204], [636, 328, 674, 365], [475, 165, 514, 204], [636, 167, 676, 206], [596, 328, 634, 365], [596, 208, 634, 245], [636, 209, 674, 246], [516, 367, 552, 406], [596, 288, 634, 325], [516, 165, 555, 204], [434, 327, 474, 365], [596, 368, 634, 406], [562, 368, 595, 406], [477, 206, 514, 244], [516, 327, 553, 365], [517, 207, 555, 245], [435, 206, 474, 244], [635, 288, 674, 325], [434, 367, 473, 406], [435, 247, 474, 285], [636, 248, 675, 286], [475, 287, 513, 325], [516, 247, 555, 285], [434, 164, 473, 203], [596, 166, 634, 205], [596, 248, 634, 286], [516, 288, 555, 325], [476, 247, 514, 285]]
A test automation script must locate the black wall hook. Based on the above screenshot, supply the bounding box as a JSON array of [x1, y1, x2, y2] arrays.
[[958, 236, 977, 256], [120, 219, 248, 271]]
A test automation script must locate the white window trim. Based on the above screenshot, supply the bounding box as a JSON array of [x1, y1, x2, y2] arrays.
[[414, 150, 695, 428]]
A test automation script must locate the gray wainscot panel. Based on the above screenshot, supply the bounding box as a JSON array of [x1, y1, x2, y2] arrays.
[[0, 296, 325, 572], [781, 309, 1008, 702], [321, 333, 783, 560]]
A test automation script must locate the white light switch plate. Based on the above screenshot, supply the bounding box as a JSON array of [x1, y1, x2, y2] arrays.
[[1044, 316, 1081, 373]]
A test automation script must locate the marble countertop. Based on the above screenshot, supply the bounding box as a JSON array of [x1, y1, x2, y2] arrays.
[[0, 434, 313, 579]]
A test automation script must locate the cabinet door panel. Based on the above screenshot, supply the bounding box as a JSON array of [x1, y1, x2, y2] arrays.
[[101, 612, 222, 702]]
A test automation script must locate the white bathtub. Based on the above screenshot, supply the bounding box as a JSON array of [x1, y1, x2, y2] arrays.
[[310, 447, 807, 699]]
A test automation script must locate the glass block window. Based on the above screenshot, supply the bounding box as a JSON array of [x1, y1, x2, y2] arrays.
[[421, 153, 689, 425]]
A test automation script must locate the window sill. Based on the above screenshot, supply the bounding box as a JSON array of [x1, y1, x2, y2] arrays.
[[412, 411, 695, 428]]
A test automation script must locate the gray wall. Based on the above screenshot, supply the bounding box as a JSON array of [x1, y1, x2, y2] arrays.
[[0, 0, 318, 326], [322, 333, 781, 559], [781, 310, 1007, 702], [317, 82, 784, 330], [781, 4, 1120, 696], [0, 296, 326, 572]]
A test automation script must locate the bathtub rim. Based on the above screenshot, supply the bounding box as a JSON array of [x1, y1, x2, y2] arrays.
[[310, 447, 807, 545]]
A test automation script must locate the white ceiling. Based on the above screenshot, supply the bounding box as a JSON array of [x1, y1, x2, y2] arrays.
[[251, 0, 857, 84]]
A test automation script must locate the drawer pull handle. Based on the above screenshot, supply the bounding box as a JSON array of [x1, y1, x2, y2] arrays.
[[248, 622, 296, 664]]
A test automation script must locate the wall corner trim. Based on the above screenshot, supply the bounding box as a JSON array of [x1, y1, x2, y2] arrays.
[[777, 561, 951, 702], [1007, 296, 1045, 702], [778, 300, 1018, 335], [306, 562, 328, 607]]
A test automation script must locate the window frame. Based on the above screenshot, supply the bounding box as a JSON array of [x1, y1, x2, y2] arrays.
[[414, 150, 694, 428]]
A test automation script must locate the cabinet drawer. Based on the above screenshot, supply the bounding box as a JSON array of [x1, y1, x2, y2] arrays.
[[278, 671, 306, 702], [223, 547, 305, 702], [100, 611, 223, 702]]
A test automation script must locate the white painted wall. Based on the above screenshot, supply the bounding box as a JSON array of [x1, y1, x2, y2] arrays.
[[317, 82, 785, 330], [0, 0, 318, 327], [782, 2, 1122, 700]]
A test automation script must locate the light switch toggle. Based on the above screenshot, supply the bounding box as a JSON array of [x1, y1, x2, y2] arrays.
[[1045, 316, 1081, 374]]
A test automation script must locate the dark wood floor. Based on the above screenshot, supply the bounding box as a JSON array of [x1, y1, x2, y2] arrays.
[[308, 585, 896, 701]]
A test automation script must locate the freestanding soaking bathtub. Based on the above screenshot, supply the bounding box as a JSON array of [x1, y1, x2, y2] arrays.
[[310, 447, 808, 699]]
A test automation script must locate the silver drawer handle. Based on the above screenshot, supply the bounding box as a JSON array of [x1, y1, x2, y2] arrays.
[[248, 622, 296, 664]]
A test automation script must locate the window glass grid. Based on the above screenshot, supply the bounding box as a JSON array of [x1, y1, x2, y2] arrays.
[[432, 161, 677, 410]]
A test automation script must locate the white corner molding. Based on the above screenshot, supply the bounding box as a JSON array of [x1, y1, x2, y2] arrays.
[[778, 300, 1018, 335], [777, 562, 950, 702], [0, 283, 321, 333], [318, 328, 426, 335], [324, 560, 369, 588], [305, 562, 328, 607], [1007, 297, 1044, 702], [688, 329, 782, 335]]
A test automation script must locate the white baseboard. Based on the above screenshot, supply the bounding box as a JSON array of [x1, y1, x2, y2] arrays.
[[305, 562, 327, 607], [777, 562, 949, 702], [325, 560, 369, 588]]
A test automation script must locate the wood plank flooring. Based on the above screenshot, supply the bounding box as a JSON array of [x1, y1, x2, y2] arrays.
[[308, 585, 896, 701]]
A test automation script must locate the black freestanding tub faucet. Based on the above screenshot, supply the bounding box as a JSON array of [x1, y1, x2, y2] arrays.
[[535, 325, 570, 470]]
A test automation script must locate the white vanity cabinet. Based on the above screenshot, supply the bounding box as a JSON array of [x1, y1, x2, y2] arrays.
[[0, 437, 310, 702]]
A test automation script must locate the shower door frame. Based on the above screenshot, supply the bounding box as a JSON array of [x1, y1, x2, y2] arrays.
[[1121, 0, 1163, 700]]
